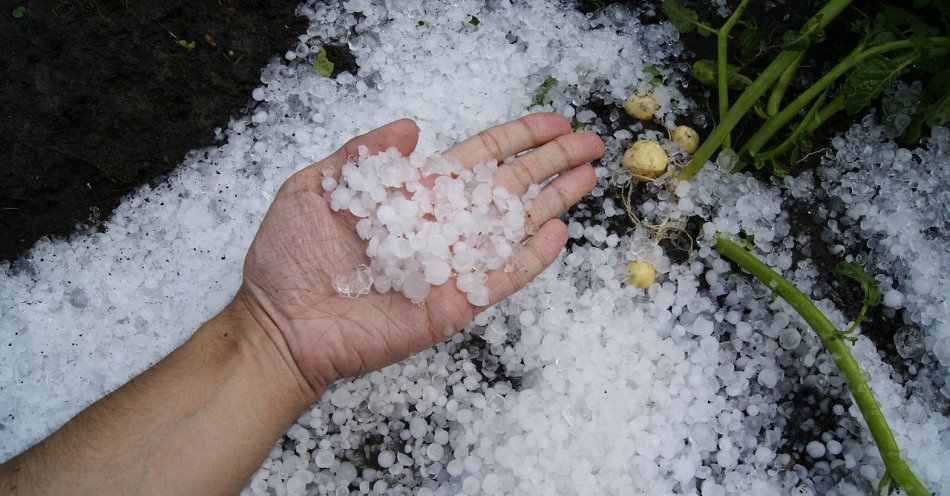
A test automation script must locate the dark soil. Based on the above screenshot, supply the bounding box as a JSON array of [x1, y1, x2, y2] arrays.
[[0, 0, 307, 262]]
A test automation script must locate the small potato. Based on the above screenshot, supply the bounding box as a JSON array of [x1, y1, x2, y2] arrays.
[[622, 140, 668, 181], [672, 125, 700, 154], [623, 92, 660, 120], [626, 261, 656, 289]]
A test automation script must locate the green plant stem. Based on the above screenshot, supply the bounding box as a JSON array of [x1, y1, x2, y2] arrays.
[[845, 300, 870, 335], [680, 50, 798, 177], [678, 0, 854, 180], [755, 94, 844, 162], [767, 50, 805, 116], [751, 101, 769, 120], [717, 0, 752, 149], [735, 39, 950, 171], [713, 236, 930, 496], [812, 94, 845, 127], [753, 92, 827, 163]]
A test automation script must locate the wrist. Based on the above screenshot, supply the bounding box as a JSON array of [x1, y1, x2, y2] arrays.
[[224, 290, 326, 404]]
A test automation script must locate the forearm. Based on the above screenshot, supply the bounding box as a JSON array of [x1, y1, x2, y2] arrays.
[[0, 297, 320, 496]]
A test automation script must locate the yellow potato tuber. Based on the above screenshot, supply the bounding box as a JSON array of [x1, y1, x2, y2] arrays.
[[626, 261, 656, 289], [622, 140, 668, 181], [672, 125, 700, 154], [623, 92, 659, 120]]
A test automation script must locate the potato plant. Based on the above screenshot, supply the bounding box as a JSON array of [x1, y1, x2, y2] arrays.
[[666, 0, 950, 178], [655, 1, 950, 493]]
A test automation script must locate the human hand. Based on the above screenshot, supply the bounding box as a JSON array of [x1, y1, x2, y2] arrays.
[[235, 113, 604, 397]]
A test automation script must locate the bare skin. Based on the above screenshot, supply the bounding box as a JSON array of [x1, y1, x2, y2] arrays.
[[0, 113, 604, 495]]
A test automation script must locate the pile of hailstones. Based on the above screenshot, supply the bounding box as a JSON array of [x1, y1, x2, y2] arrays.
[[322, 146, 538, 306]]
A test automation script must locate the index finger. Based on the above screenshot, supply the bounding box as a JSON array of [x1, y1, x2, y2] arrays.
[[443, 113, 572, 168], [303, 118, 421, 179]]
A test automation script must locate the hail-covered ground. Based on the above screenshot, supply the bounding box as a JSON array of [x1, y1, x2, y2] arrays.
[[2, 1, 949, 495]]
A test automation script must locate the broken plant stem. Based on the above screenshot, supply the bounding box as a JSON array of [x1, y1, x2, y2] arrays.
[[713, 236, 930, 496], [717, 0, 752, 149]]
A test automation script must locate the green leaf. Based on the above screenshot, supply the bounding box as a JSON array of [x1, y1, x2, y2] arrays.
[[530, 76, 558, 107], [781, 16, 825, 51], [661, 0, 715, 36], [313, 47, 334, 78], [661, 0, 697, 32], [922, 89, 950, 127], [691, 59, 717, 86], [910, 33, 934, 59], [782, 28, 824, 51], [771, 160, 792, 177], [840, 57, 902, 115], [12, 6, 25, 17], [836, 260, 879, 335], [178, 39, 196, 51], [918, 51, 950, 75], [690, 59, 751, 90], [739, 230, 755, 250], [781, 30, 805, 51], [644, 66, 664, 87], [850, 18, 872, 37], [836, 262, 878, 290], [748, 150, 784, 175], [836, 262, 882, 308], [869, 30, 899, 47], [737, 24, 762, 63], [469, 15, 480, 26], [880, 6, 939, 38]]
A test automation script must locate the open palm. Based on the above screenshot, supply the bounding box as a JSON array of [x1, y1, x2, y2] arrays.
[[237, 114, 604, 394]]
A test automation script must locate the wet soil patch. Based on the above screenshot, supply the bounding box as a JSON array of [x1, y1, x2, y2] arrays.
[[0, 1, 307, 262]]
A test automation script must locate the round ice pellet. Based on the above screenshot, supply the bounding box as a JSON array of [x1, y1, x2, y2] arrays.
[[251, 110, 268, 123], [426, 443, 444, 461], [806, 440, 826, 458], [378, 450, 396, 468]]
